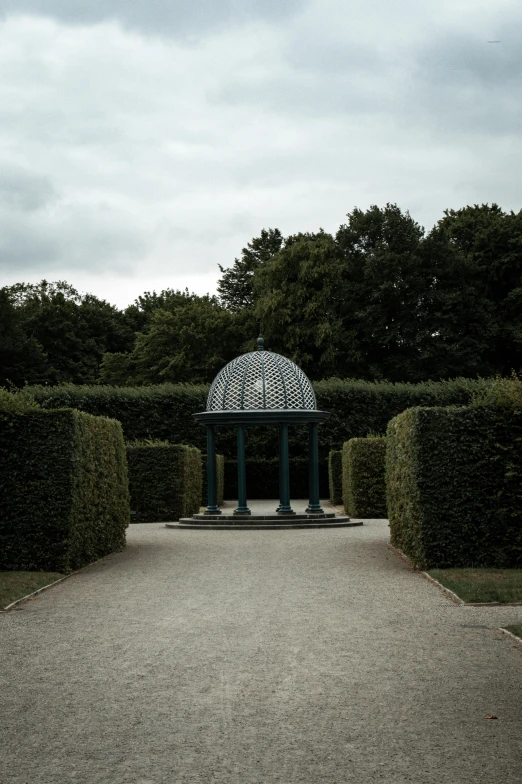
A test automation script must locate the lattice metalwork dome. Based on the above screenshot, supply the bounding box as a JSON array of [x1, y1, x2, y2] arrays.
[[207, 341, 317, 411]]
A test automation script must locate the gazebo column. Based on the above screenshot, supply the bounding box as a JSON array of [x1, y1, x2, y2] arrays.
[[277, 424, 294, 514], [234, 426, 251, 515], [306, 422, 324, 514], [276, 427, 283, 513], [204, 425, 221, 515]]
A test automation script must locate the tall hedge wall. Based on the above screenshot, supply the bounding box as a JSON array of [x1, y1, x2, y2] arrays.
[[0, 409, 129, 572], [28, 378, 480, 465], [328, 450, 343, 505], [342, 438, 387, 518], [127, 443, 202, 522], [386, 405, 522, 569]]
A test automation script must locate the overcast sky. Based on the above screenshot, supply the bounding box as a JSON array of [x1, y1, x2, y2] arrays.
[[1, 0, 520, 307]]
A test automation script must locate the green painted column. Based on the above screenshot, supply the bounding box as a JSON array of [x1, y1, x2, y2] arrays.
[[276, 426, 283, 513], [204, 425, 221, 515], [306, 422, 323, 513], [277, 424, 294, 515], [234, 426, 251, 515]]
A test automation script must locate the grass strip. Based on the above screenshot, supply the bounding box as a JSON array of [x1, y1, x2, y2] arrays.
[[428, 568, 522, 603], [504, 625, 522, 640], [0, 571, 65, 609]]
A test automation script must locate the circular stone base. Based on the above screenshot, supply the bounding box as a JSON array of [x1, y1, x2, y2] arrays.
[[167, 514, 361, 530], [193, 512, 337, 521]]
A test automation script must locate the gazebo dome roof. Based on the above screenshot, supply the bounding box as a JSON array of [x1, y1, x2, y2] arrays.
[[207, 338, 316, 412]]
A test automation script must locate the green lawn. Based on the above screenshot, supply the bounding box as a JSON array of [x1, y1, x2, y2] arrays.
[[0, 571, 65, 609], [428, 568, 522, 603], [504, 625, 522, 640]]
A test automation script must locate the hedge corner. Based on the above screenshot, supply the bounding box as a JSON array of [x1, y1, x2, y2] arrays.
[[0, 408, 129, 573], [127, 443, 202, 522], [342, 437, 387, 518], [386, 405, 522, 569]]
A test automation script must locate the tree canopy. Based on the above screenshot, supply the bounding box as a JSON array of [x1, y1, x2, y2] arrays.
[[1, 281, 134, 386], [4, 202, 522, 387], [217, 228, 283, 311], [101, 295, 245, 385]]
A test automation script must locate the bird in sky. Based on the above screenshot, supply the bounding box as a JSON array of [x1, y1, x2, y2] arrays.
[[488, 40, 501, 43]]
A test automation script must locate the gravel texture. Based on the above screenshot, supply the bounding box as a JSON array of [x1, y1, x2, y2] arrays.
[[2, 509, 522, 783]]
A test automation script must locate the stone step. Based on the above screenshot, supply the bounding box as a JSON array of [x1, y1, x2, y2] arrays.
[[167, 516, 362, 530], [191, 513, 337, 521]]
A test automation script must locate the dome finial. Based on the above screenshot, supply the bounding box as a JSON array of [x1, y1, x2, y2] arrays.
[[257, 326, 264, 351]]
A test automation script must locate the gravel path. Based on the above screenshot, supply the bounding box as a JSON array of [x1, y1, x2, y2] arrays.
[[2, 511, 522, 783]]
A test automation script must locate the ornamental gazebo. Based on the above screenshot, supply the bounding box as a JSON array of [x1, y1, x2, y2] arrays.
[[176, 336, 353, 527]]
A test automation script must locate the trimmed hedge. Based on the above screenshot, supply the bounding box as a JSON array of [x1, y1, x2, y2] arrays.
[[202, 454, 225, 508], [342, 437, 387, 518], [386, 405, 522, 569], [328, 450, 343, 505], [127, 443, 202, 522], [0, 409, 129, 572], [28, 378, 481, 464]]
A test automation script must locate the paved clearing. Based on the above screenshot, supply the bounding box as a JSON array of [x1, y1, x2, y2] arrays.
[[2, 510, 522, 783]]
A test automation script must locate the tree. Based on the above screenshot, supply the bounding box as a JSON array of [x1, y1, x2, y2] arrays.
[[436, 204, 522, 375], [103, 296, 245, 385], [334, 204, 427, 380], [5, 280, 135, 384], [254, 230, 356, 379], [334, 204, 506, 381], [123, 288, 200, 333], [411, 228, 496, 380], [98, 352, 137, 386], [254, 207, 430, 381], [0, 287, 48, 387], [217, 228, 284, 311], [254, 203, 495, 382]]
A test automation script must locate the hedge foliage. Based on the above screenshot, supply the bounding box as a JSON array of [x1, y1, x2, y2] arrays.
[[386, 405, 522, 569], [127, 443, 202, 522], [28, 378, 481, 465], [0, 409, 129, 572], [0, 386, 41, 414], [29, 382, 208, 443], [28, 378, 480, 506], [342, 438, 387, 518], [471, 371, 522, 409], [328, 450, 343, 505]]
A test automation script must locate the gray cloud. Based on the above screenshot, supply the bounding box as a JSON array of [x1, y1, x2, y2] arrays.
[[2, 0, 306, 37], [213, 9, 522, 138], [421, 38, 522, 88], [0, 202, 146, 273], [405, 32, 522, 137], [284, 35, 387, 77], [0, 167, 57, 211], [0, 1, 521, 306], [0, 214, 58, 268]]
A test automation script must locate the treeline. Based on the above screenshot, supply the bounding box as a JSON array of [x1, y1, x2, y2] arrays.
[[2, 202, 522, 387]]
